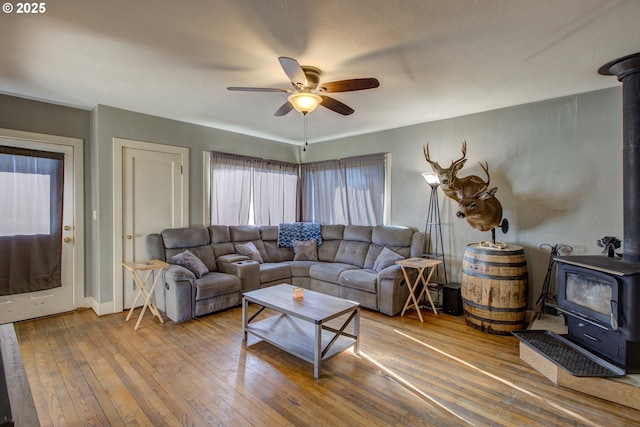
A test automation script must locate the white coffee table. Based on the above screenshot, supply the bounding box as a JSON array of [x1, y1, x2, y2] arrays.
[[242, 284, 360, 378]]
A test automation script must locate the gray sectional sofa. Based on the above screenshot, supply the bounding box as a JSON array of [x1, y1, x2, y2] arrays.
[[146, 224, 424, 322]]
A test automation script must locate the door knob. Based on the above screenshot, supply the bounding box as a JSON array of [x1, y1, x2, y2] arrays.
[[127, 235, 133, 240], [63, 237, 72, 243], [64, 225, 72, 231]]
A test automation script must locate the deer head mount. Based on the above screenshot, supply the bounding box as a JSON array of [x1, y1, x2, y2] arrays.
[[423, 141, 487, 202], [423, 141, 506, 233]]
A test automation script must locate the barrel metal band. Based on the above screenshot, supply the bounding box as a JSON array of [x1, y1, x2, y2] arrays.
[[461, 297, 527, 312], [463, 309, 525, 325], [463, 255, 527, 268], [461, 267, 528, 281]]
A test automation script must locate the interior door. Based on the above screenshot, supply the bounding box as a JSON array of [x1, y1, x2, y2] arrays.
[[119, 142, 188, 309], [0, 134, 83, 324]]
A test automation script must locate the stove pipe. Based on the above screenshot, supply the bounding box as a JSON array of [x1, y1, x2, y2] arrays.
[[599, 53, 640, 263]]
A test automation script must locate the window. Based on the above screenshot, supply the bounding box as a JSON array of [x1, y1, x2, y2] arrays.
[[0, 146, 64, 295], [209, 151, 388, 227], [210, 152, 298, 226], [300, 153, 387, 226]]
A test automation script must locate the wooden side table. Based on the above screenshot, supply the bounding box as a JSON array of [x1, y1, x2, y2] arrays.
[[122, 259, 168, 330], [396, 257, 443, 322]]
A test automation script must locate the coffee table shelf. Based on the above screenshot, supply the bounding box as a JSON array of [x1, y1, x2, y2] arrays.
[[242, 284, 360, 378], [246, 313, 357, 364]]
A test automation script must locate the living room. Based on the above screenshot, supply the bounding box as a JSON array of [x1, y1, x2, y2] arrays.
[[2, 1, 640, 425]]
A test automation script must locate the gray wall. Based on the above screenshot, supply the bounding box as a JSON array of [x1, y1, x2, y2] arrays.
[[301, 87, 624, 306], [0, 87, 625, 311], [0, 94, 90, 140], [0, 94, 93, 296], [91, 105, 299, 304]]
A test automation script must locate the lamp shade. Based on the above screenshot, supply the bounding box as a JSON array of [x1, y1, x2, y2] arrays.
[[288, 92, 322, 114], [421, 172, 440, 188]]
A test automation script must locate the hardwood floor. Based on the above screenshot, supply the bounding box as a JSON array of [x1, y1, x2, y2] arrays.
[[13, 306, 640, 426]]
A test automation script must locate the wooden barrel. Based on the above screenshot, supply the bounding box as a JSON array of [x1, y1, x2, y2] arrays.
[[460, 243, 528, 335]]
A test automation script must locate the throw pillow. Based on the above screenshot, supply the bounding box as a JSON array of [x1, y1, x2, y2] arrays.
[[171, 250, 209, 278], [293, 239, 319, 261], [236, 241, 264, 264], [373, 247, 404, 273]]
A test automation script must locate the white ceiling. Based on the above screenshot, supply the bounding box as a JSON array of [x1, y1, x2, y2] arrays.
[[0, 0, 638, 145]]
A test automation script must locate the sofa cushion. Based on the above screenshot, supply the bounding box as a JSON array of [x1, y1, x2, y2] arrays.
[[293, 239, 318, 261], [260, 263, 292, 283], [171, 250, 209, 278], [321, 224, 344, 240], [208, 225, 231, 243], [339, 269, 378, 293], [309, 262, 359, 283], [364, 244, 384, 270], [262, 240, 294, 262], [166, 244, 218, 272], [230, 225, 261, 242], [318, 240, 341, 262], [235, 241, 264, 263], [343, 225, 372, 242], [372, 225, 415, 247], [373, 247, 405, 273], [211, 242, 236, 258], [162, 227, 209, 248], [334, 240, 370, 268], [194, 273, 240, 300], [287, 260, 318, 277], [259, 225, 279, 241]]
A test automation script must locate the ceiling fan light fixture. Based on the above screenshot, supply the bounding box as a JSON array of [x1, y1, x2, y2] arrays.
[[288, 92, 322, 114]]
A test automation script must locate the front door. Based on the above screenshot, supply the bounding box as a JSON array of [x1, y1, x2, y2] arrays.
[[113, 138, 189, 311], [0, 131, 84, 324]]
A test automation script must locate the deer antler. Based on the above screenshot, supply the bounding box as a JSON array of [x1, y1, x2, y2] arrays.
[[450, 141, 467, 169], [423, 144, 442, 172], [471, 161, 490, 197], [479, 161, 490, 188]]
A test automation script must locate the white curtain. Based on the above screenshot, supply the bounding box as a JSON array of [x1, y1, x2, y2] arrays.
[[301, 153, 386, 226], [300, 159, 348, 224], [343, 154, 385, 225], [252, 159, 299, 225], [210, 152, 252, 225]]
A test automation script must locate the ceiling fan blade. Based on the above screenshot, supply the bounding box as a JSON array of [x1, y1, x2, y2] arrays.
[[320, 95, 354, 115], [274, 101, 294, 116], [227, 87, 289, 92], [319, 78, 380, 93], [278, 57, 307, 87]]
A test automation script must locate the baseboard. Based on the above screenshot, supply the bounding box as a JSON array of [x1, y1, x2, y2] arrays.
[[84, 297, 118, 316]]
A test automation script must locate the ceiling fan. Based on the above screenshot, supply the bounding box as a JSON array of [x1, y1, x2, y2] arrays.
[[227, 57, 379, 116]]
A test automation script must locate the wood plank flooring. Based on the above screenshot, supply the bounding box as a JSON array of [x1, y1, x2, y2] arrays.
[[13, 306, 640, 426]]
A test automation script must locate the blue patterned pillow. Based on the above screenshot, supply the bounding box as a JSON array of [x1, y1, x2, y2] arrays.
[[278, 222, 303, 248], [301, 222, 322, 245]]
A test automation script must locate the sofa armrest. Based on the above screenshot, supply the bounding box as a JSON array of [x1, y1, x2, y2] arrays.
[[377, 264, 403, 279], [217, 253, 250, 263], [376, 264, 414, 316], [217, 258, 260, 292], [164, 264, 196, 282], [162, 265, 196, 322]]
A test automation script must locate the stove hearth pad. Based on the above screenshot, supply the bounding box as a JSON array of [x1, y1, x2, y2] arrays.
[[512, 330, 625, 377]]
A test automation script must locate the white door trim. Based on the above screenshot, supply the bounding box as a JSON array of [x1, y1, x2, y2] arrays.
[[112, 137, 189, 313], [0, 127, 85, 311]]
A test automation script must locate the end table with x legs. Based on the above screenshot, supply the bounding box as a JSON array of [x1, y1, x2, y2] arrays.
[[122, 259, 168, 330], [396, 257, 442, 323]]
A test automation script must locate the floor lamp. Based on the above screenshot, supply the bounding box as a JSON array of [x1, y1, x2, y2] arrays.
[[421, 172, 448, 290]]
